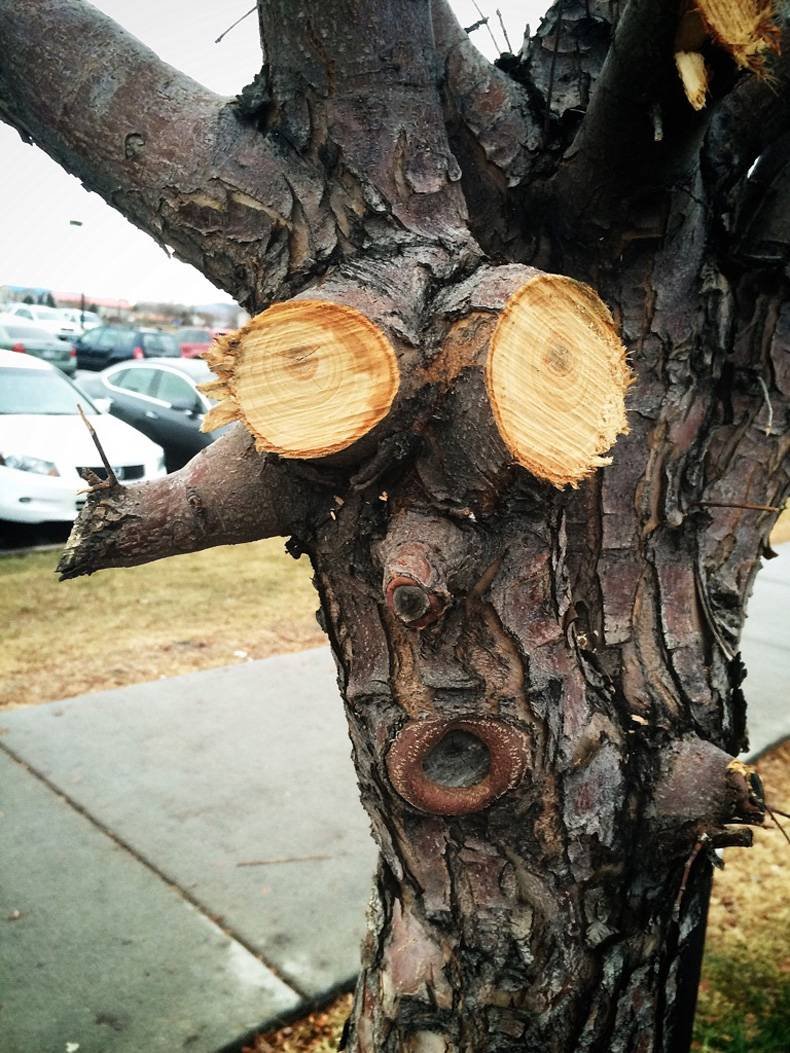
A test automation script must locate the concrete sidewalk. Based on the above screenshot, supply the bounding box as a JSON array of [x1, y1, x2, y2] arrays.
[[0, 649, 376, 1053], [1, 546, 788, 1052], [738, 546, 790, 758]]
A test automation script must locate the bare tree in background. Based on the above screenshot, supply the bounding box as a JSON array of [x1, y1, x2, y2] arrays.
[[1, 1, 787, 1049]]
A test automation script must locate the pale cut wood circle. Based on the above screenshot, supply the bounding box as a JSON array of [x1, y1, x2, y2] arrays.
[[206, 300, 399, 459], [486, 275, 630, 488], [694, 0, 780, 72]]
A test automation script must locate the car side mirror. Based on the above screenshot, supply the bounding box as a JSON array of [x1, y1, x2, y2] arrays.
[[93, 397, 113, 413]]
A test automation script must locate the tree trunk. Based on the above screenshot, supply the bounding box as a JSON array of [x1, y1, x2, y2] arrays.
[[3, 1, 788, 1050], [302, 255, 781, 1051]]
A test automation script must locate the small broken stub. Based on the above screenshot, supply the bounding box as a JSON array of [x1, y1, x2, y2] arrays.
[[675, 51, 709, 111], [652, 736, 766, 830], [386, 575, 448, 629], [386, 718, 529, 816], [674, 0, 780, 110], [485, 274, 631, 488], [199, 300, 400, 459]]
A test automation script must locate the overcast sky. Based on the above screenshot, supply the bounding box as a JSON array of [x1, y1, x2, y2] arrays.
[[0, 1, 547, 306]]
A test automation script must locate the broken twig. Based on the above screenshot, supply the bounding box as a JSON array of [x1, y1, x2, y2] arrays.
[[77, 405, 119, 489], [236, 853, 334, 867], [695, 500, 784, 513], [496, 9, 513, 52], [215, 4, 256, 45], [765, 804, 790, 846], [673, 834, 708, 921], [471, 1, 502, 54]]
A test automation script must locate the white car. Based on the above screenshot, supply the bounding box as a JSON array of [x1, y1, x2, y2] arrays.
[[57, 307, 102, 331], [4, 302, 81, 342], [0, 349, 166, 524]]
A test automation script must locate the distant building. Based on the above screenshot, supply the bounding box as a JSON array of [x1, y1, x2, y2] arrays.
[[53, 292, 132, 321], [0, 284, 244, 328], [0, 285, 53, 305]]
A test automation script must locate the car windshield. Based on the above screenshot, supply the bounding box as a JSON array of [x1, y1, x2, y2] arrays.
[[0, 368, 98, 415], [29, 307, 60, 320]]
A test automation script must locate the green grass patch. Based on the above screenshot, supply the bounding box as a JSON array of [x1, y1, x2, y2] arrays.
[[695, 950, 790, 1052]]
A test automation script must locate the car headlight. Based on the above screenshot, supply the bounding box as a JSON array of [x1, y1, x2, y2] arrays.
[[0, 453, 60, 476]]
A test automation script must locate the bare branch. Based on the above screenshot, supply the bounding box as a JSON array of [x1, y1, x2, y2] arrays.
[[430, 0, 543, 255], [256, 0, 470, 240], [57, 425, 319, 580], [0, 0, 335, 307], [703, 24, 790, 264], [215, 5, 257, 45], [549, 0, 680, 234], [544, 0, 790, 247], [513, 0, 614, 125], [78, 406, 119, 490]]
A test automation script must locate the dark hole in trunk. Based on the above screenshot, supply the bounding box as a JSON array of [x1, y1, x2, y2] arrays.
[[422, 730, 491, 787], [392, 584, 431, 622]]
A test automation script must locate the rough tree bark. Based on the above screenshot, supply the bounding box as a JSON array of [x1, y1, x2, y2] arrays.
[[2, 1, 788, 1050]]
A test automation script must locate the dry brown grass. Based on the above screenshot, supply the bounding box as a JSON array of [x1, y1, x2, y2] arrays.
[[0, 538, 324, 708], [244, 994, 353, 1053], [694, 740, 790, 1051], [772, 507, 790, 545]]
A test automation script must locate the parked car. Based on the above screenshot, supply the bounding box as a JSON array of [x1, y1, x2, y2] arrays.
[[0, 350, 166, 524], [174, 326, 227, 358], [57, 307, 102, 331], [0, 316, 76, 375], [75, 326, 179, 370], [4, 302, 81, 342], [75, 358, 224, 471]]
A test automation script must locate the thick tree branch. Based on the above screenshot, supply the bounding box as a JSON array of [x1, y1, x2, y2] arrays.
[[703, 22, 790, 263], [0, 1, 483, 306], [430, 0, 543, 255], [57, 425, 319, 580], [550, 0, 682, 234], [0, 0, 340, 307], [256, 0, 470, 242], [509, 0, 614, 124]]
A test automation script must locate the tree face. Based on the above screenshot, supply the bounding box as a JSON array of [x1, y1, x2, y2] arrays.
[[3, 1, 788, 1050], [199, 267, 630, 484]]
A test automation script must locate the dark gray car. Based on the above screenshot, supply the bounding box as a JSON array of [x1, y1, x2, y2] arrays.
[[75, 326, 179, 370], [76, 358, 225, 471], [0, 319, 76, 375]]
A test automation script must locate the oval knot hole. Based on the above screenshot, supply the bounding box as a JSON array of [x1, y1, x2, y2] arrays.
[[392, 584, 431, 623], [422, 730, 491, 788]]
